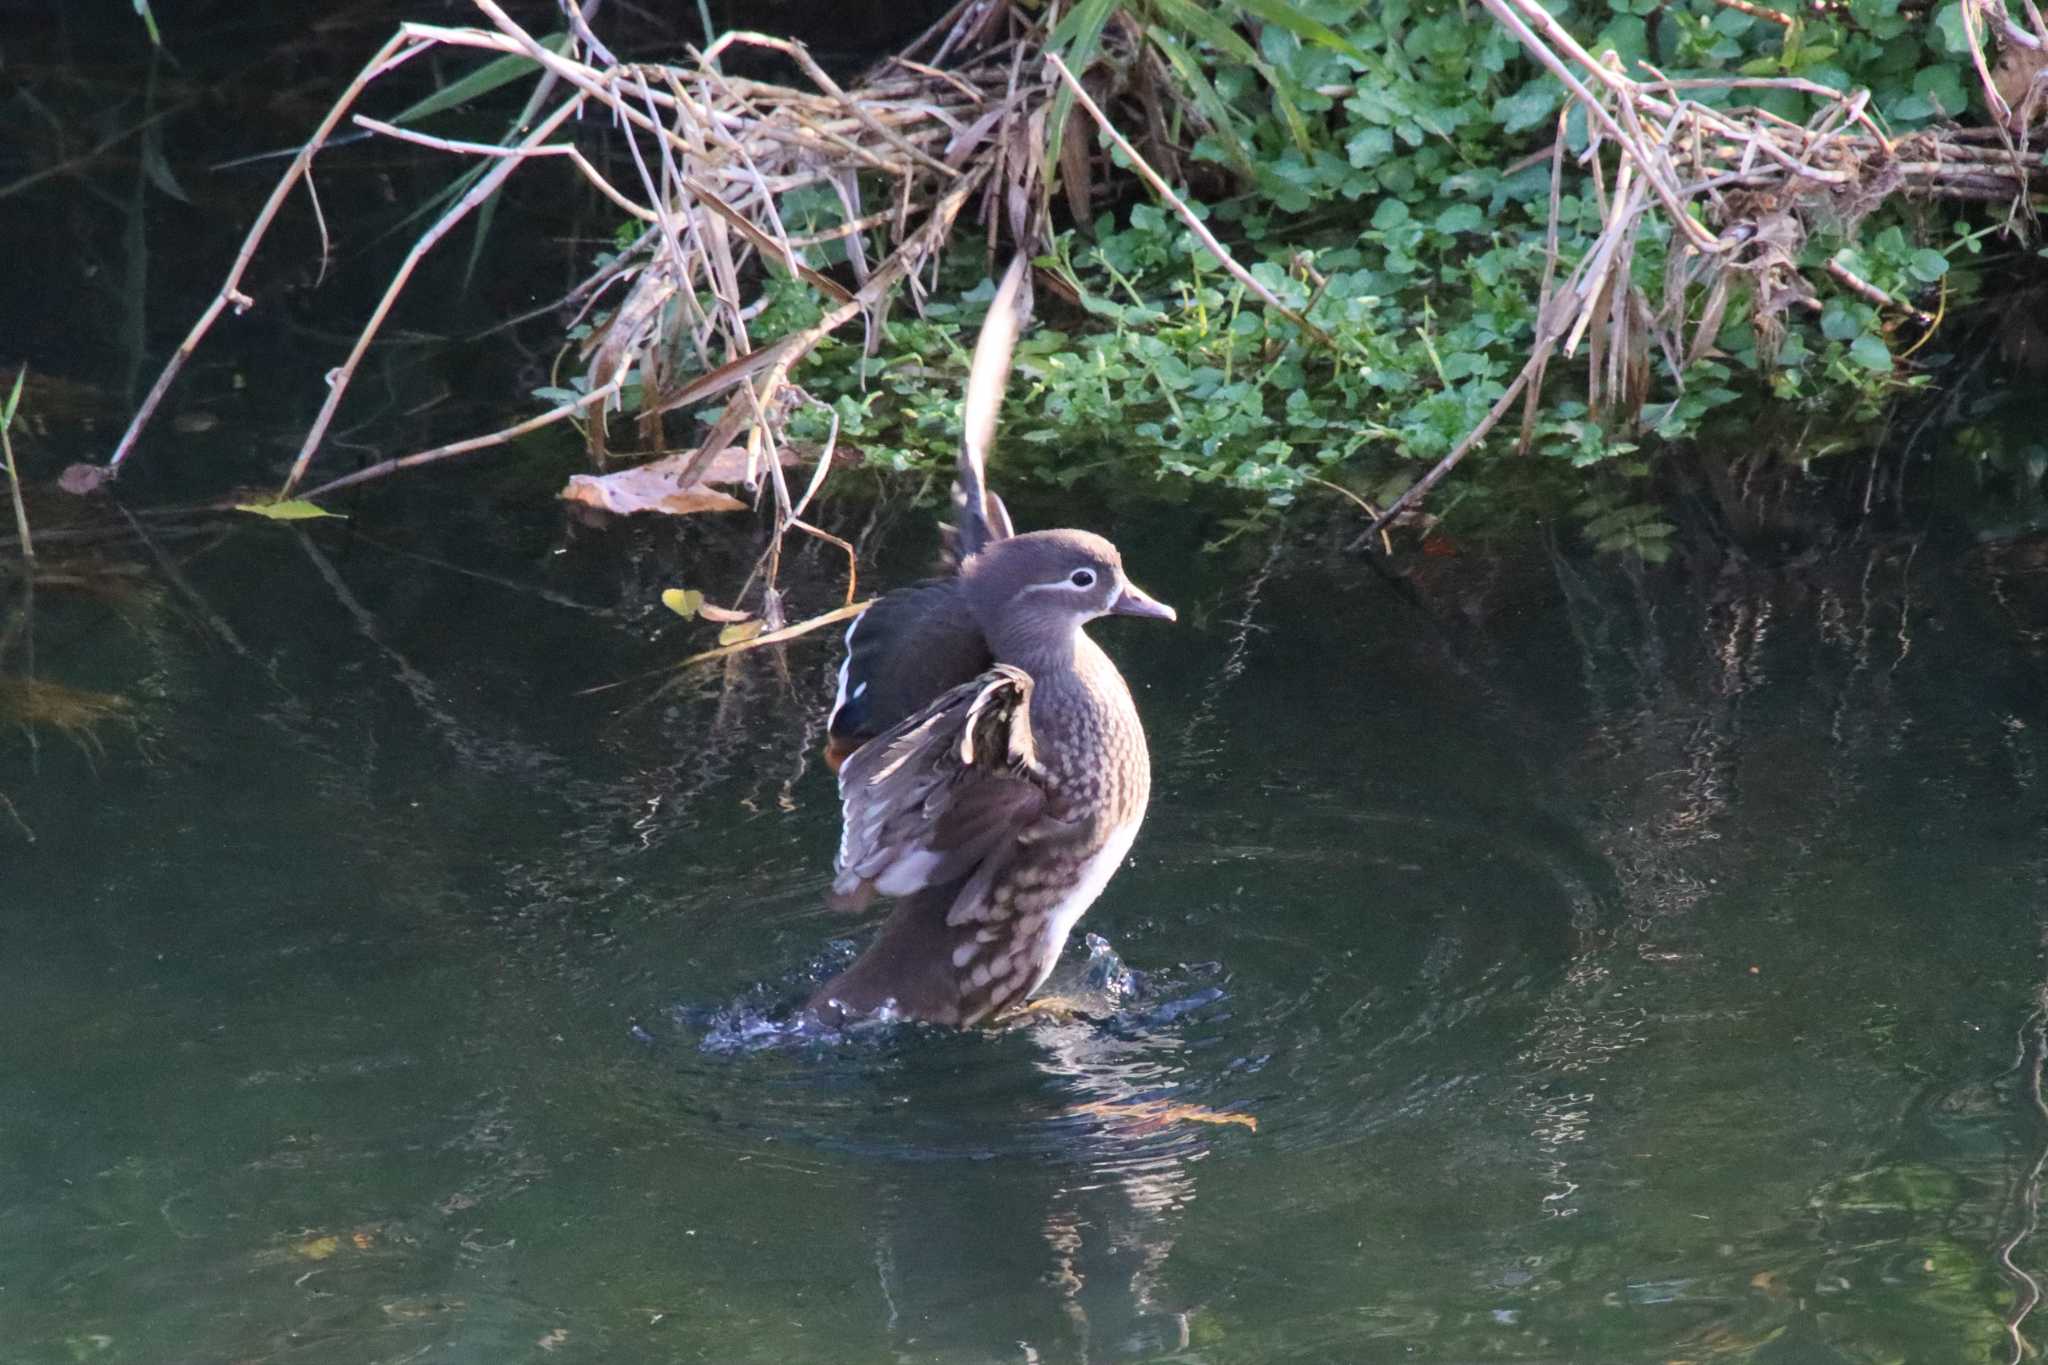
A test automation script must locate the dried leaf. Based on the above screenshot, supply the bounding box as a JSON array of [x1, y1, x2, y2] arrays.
[[697, 602, 753, 624], [561, 457, 748, 518], [58, 463, 114, 496]]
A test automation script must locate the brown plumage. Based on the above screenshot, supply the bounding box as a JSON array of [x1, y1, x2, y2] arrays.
[[808, 259, 1176, 1026]]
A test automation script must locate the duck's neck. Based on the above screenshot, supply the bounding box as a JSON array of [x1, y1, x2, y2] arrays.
[[989, 620, 1088, 678]]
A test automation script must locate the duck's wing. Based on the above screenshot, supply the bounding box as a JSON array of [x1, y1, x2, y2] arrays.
[[946, 254, 1031, 564], [830, 664, 1048, 914], [824, 578, 993, 771]]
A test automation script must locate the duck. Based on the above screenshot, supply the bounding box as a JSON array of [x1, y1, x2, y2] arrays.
[[806, 255, 1176, 1027]]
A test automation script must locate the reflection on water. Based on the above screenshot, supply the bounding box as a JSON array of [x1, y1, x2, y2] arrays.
[[3, 482, 2047, 1361]]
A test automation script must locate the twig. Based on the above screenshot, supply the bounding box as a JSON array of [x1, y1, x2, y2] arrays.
[[1044, 52, 1335, 350], [297, 366, 630, 501], [1353, 351, 1548, 549], [97, 28, 426, 481], [1703, 0, 1793, 26], [1, 369, 32, 564], [578, 598, 872, 695], [1305, 475, 1391, 555], [1825, 258, 1934, 326], [280, 92, 590, 496]]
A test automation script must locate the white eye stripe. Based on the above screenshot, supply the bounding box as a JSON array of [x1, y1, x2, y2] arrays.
[[1018, 572, 1105, 597]]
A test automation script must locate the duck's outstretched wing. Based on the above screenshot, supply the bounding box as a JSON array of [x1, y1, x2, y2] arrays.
[[813, 666, 1067, 1025], [824, 578, 992, 772], [830, 664, 1048, 913], [946, 254, 1031, 565]]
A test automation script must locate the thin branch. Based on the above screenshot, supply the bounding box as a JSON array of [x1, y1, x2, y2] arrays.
[[1045, 52, 1335, 350]]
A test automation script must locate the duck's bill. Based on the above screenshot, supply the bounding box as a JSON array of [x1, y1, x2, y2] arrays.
[[1110, 581, 1177, 622]]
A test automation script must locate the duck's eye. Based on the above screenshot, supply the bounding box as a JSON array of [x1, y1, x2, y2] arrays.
[[1069, 568, 1096, 588]]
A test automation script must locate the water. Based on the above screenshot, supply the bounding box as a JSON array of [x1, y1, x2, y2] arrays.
[[5, 6, 2047, 1349], [4, 457, 2046, 1361]]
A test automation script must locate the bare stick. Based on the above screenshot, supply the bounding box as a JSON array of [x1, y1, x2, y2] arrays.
[[1825, 258, 1933, 326], [352, 114, 653, 221], [279, 92, 589, 496], [1, 373, 31, 564], [98, 29, 424, 480], [297, 367, 630, 501], [578, 598, 873, 695], [1045, 52, 1335, 350], [1704, 0, 1793, 26]]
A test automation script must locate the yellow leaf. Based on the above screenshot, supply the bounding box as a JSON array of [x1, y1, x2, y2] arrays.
[[660, 588, 704, 619], [717, 620, 765, 647], [235, 499, 345, 521], [292, 1235, 341, 1261]]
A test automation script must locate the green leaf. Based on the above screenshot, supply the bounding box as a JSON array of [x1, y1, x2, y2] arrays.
[[1371, 199, 1411, 229], [235, 499, 346, 521], [661, 588, 705, 619], [1912, 65, 1968, 118], [1849, 332, 1893, 371], [1932, 1, 1974, 54], [1494, 78, 1561, 134], [1, 366, 23, 430], [1435, 204, 1484, 234], [1346, 125, 1394, 167], [1820, 299, 1862, 341], [1907, 248, 1949, 283]]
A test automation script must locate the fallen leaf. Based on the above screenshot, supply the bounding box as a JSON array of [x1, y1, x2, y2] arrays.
[[292, 1234, 341, 1261], [58, 463, 115, 496], [351, 1229, 376, 1251], [559, 447, 772, 519], [235, 499, 346, 521], [697, 602, 753, 624], [661, 588, 705, 619], [717, 620, 765, 647], [537, 1328, 569, 1351]]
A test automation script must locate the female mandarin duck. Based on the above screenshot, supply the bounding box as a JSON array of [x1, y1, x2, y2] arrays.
[[807, 256, 1176, 1027]]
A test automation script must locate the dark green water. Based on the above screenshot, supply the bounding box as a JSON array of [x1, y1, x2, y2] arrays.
[[4, 462, 2047, 1362]]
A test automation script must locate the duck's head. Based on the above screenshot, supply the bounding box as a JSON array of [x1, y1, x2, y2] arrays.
[[961, 529, 1175, 661]]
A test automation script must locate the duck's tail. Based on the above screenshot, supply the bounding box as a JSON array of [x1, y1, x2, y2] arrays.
[[947, 253, 1031, 565]]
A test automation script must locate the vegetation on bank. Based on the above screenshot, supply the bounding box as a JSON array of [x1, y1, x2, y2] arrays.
[[86, 0, 2048, 563]]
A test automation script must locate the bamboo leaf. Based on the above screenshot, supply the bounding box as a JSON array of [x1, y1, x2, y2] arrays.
[[390, 35, 570, 126], [1143, 25, 1251, 170], [1230, 0, 1372, 67], [1045, 0, 1119, 181], [234, 499, 346, 521]]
